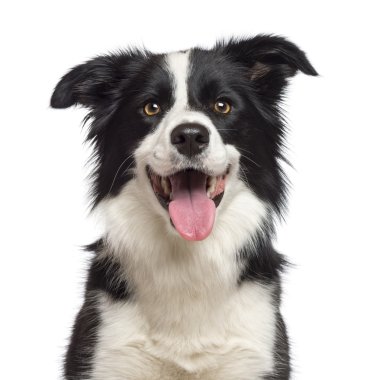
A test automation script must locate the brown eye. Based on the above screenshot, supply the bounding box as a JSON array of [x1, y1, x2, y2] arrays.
[[144, 103, 161, 116], [214, 100, 231, 114]]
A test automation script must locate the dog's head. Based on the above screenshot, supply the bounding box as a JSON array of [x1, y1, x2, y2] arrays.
[[51, 35, 317, 242]]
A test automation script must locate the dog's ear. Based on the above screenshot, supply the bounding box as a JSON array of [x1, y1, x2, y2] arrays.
[[221, 35, 318, 99], [50, 54, 130, 109]]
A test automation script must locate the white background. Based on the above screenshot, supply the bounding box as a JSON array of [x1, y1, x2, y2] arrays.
[[1, 1, 375, 379]]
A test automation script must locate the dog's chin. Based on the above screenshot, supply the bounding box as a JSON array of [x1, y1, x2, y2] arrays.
[[146, 165, 229, 241]]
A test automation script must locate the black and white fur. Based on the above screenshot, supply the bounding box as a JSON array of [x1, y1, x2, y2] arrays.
[[51, 35, 317, 380]]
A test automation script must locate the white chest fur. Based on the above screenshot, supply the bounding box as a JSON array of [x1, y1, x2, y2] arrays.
[[92, 281, 276, 380]]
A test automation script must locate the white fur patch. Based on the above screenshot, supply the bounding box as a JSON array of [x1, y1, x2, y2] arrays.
[[92, 283, 276, 380], [167, 51, 189, 109]]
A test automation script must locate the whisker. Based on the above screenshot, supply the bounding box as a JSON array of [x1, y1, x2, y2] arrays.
[[239, 165, 251, 189], [236, 147, 256, 157], [117, 155, 151, 182], [121, 159, 136, 176], [236, 147, 261, 168], [122, 155, 150, 176], [240, 154, 261, 168], [107, 154, 134, 195]]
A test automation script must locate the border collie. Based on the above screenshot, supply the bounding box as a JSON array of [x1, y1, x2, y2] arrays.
[[51, 35, 317, 380]]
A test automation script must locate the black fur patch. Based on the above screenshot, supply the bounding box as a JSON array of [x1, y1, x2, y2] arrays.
[[64, 295, 100, 380], [65, 242, 132, 378], [51, 51, 174, 207], [238, 237, 287, 285], [85, 239, 132, 301], [264, 313, 291, 380]]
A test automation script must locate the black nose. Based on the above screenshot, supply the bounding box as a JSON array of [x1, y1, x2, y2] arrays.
[[170, 123, 210, 157]]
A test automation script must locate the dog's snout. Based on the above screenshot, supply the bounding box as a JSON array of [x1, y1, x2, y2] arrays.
[[170, 123, 209, 157]]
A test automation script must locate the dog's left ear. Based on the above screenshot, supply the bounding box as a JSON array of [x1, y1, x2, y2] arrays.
[[50, 54, 131, 109], [222, 35, 318, 99]]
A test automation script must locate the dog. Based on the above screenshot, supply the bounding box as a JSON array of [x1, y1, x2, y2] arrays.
[[51, 35, 317, 380]]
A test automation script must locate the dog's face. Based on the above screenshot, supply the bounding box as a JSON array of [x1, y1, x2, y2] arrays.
[[51, 36, 316, 241]]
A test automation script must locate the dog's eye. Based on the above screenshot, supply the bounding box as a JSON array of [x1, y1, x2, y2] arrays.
[[144, 103, 161, 116], [214, 100, 231, 114]]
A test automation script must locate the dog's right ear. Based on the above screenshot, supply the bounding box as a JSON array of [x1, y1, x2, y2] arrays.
[[220, 35, 318, 101], [50, 54, 130, 109]]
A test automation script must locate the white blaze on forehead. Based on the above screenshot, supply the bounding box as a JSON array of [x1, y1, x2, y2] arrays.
[[166, 51, 190, 109]]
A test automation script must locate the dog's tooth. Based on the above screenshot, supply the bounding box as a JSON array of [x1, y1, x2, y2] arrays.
[[208, 176, 215, 187], [207, 176, 217, 197], [161, 177, 171, 196], [161, 177, 167, 193]]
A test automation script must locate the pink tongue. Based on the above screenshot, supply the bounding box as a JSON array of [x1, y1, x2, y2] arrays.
[[168, 171, 216, 241]]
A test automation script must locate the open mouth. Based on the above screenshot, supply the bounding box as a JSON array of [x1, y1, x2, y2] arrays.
[[147, 166, 228, 241]]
